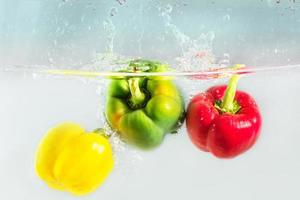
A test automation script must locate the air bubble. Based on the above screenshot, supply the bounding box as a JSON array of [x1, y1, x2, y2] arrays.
[[110, 7, 118, 17]]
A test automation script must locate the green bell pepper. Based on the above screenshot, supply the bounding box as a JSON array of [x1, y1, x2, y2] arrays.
[[105, 59, 185, 149]]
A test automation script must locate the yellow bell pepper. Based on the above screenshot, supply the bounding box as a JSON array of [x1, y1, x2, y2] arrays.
[[35, 122, 114, 195]]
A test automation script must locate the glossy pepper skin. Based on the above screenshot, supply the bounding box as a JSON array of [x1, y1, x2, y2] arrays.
[[106, 60, 185, 149], [35, 122, 114, 195], [186, 71, 262, 158]]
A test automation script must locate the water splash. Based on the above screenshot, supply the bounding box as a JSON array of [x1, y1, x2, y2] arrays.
[[158, 4, 217, 71], [103, 19, 116, 54]]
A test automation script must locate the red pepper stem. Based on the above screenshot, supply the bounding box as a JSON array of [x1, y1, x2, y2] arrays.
[[221, 74, 240, 112], [128, 77, 146, 107]]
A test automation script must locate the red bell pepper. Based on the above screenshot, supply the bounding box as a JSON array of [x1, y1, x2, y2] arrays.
[[186, 67, 262, 158]]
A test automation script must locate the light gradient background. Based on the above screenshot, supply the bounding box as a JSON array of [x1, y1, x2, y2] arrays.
[[1, 0, 300, 200]]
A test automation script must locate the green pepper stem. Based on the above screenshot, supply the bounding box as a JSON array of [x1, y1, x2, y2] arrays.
[[128, 78, 146, 107], [221, 74, 240, 111]]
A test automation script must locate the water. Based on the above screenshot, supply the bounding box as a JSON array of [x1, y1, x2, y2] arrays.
[[1, 0, 300, 200], [1, 1, 300, 75], [3, 63, 300, 82], [1, 0, 300, 66]]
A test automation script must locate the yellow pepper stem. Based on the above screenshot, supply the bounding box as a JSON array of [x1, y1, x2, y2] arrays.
[[93, 128, 110, 138]]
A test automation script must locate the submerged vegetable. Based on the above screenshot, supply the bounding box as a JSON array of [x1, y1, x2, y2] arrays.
[[105, 59, 185, 149], [35, 122, 114, 195], [186, 65, 262, 158]]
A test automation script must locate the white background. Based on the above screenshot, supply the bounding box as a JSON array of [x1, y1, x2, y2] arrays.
[[0, 71, 300, 200]]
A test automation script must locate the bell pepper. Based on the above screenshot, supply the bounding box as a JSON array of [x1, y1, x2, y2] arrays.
[[105, 59, 185, 149], [186, 65, 262, 158], [35, 122, 114, 195]]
